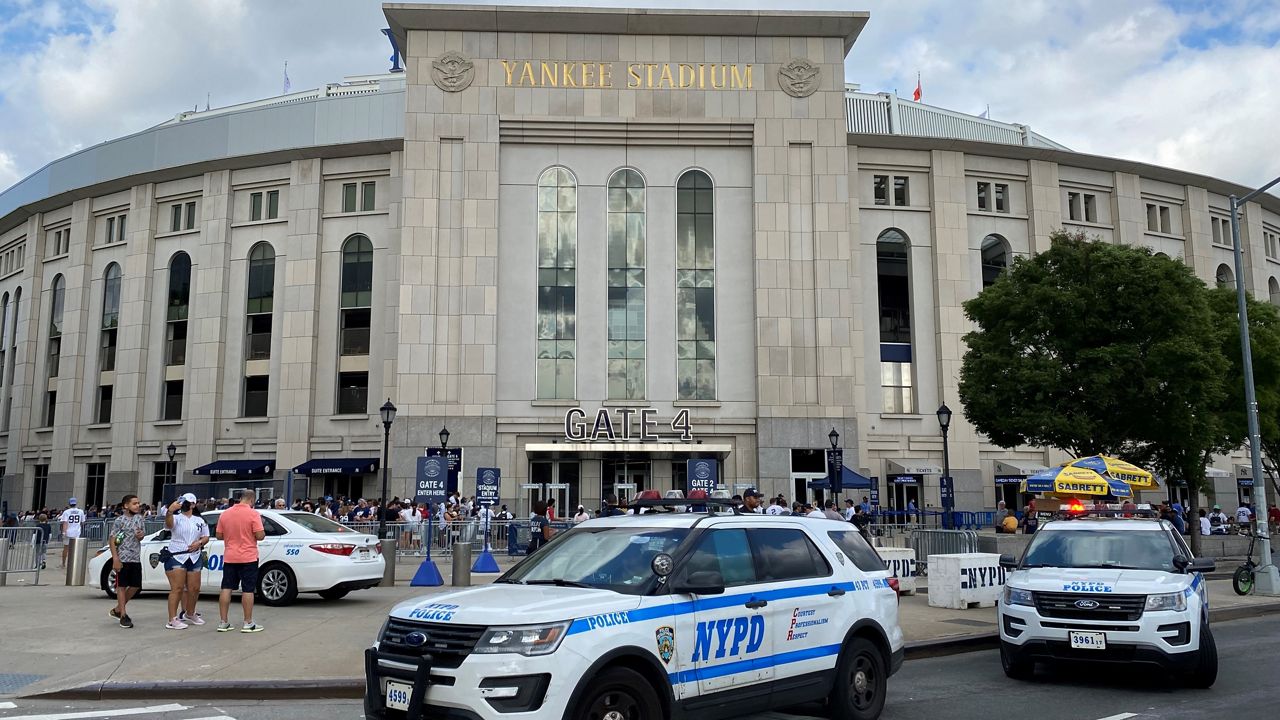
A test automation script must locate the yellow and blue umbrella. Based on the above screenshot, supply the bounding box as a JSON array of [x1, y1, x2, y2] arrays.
[[1023, 465, 1132, 498], [1062, 455, 1157, 490]]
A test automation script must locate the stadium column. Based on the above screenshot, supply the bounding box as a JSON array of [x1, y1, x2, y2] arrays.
[[1026, 160, 1062, 256]]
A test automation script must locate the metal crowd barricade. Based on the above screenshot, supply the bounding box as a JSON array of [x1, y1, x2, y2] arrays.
[[0, 527, 45, 586], [908, 528, 980, 574]]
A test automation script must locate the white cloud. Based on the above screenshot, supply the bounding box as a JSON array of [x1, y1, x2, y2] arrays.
[[0, 151, 20, 192], [1, 0, 1278, 194]]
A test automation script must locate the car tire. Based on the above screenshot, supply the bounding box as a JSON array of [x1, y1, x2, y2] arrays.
[[571, 666, 662, 720], [257, 563, 299, 606], [1000, 641, 1035, 681], [1184, 624, 1218, 688], [100, 564, 118, 600], [318, 588, 349, 601], [829, 636, 887, 720]]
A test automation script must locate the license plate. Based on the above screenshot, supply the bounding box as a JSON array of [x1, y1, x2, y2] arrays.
[[359, 548, 371, 559], [1069, 631, 1106, 650], [386, 680, 412, 711]]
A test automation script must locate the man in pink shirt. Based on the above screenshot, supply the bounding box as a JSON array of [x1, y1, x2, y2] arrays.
[[216, 490, 266, 632]]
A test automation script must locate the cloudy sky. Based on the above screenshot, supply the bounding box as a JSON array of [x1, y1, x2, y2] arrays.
[[1, 0, 1278, 194]]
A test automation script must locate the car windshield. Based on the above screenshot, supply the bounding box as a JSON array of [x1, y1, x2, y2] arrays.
[[1021, 528, 1177, 571], [281, 513, 353, 533], [500, 527, 691, 595]]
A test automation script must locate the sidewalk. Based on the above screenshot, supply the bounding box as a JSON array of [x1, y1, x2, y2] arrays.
[[1, 552, 1277, 700]]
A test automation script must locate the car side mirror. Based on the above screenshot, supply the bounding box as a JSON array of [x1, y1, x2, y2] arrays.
[[1188, 557, 1215, 573], [999, 554, 1018, 570], [672, 570, 725, 595], [1172, 555, 1190, 571]]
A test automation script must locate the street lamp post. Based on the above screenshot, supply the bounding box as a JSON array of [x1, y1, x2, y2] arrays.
[[1229, 179, 1280, 595], [167, 443, 177, 499], [828, 428, 841, 502], [378, 399, 397, 540], [937, 404, 953, 530]]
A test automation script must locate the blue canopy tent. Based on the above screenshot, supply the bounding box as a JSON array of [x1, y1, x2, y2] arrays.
[[807, 466, 874, 491]]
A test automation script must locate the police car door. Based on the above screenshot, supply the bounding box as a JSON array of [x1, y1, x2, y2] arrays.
[[672, 527, 774, 696], [747, 526, 843, 684], [201, 513, 225, 590]]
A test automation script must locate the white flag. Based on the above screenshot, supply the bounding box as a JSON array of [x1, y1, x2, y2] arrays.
[[283, 61, 291, 94]]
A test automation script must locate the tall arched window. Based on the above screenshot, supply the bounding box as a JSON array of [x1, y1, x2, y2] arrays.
[[537, 167, 577, 399], [1270, 277, 1280, 306], [607, 169, 646, 399], [1216, 263, 1235, 290], [676, 169, 715, 400], [43, 274, 65, 426], [980, 234, 1009, 288], [246, 243, 275, 361], [877, 229, 913, 413], [337, 235, 373, 414], [0, 292, 8, 390], [4, 287, 16, 430], [166, 252, 191, 367], [100, 263, 121, 372]]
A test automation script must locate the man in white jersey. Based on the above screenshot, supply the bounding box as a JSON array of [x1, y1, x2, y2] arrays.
[[59, 498, 85, 568]]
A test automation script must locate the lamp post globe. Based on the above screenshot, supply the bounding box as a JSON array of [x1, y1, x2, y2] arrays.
[[936, 403, 952, 432], [828, 427, 840, 449], [439, 425, 450, 450], [378, 399, 397, 539], [167, 442, 176, 462]]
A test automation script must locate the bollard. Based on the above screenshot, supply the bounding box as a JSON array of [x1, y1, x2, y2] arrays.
[[452, 540, 472, 587], [65, 537, 91, 587], [0, 537, 9, 587], [380, 539, 397, 587]]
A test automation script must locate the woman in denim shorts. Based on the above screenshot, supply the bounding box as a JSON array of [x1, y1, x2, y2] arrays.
[[164, 494, 210, 629]]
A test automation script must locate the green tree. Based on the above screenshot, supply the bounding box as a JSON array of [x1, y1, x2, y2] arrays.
[[959, 232, 1228, 551]]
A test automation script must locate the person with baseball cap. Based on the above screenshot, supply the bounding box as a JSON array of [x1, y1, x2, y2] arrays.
[[164, 493, 209, 629], [58, 498, 85, 569], [741, 487, 765, 513]]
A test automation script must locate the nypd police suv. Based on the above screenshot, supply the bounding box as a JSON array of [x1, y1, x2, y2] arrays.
[[997, 508, 1217, 687], [365, 505, 904, 719]]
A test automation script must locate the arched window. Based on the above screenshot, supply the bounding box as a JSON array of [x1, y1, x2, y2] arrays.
[[45, 275, 65, 427], [537, 167, 577, 399], [676, 169, 715, 400], [980, 234, 1009, 288], [246, 243, 275, 362], [1270, 277, 1280, 306], [0, 292, 8, 391], [340, 235, 373, 357], [877, 229, 913, 413], [49, 274, 66, 339], [1216, 263, 1235, 290], [100, 263, 121, 372], [607, 169, 646, 400], [165, 253, 191, 368]]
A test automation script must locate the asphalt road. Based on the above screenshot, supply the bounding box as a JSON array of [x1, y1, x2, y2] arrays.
[[3, 616, 1275, 720]]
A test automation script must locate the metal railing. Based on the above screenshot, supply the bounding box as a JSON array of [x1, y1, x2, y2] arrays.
[[0, 527, 45, 585], [908, 528, 981, 574]]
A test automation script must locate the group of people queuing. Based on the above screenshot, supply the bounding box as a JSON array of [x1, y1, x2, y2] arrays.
[[106, 489, 265, 633], [992, 497, 1279, 536]]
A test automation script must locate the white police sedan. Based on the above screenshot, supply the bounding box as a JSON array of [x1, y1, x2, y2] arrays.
[[89, 509, 385, 606]]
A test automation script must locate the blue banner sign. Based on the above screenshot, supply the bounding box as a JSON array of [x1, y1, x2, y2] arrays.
[[426, 447, 463, 494], [686, 459, 719, 495], [416, 456, 448, 505], [476, 467, 501, 506]]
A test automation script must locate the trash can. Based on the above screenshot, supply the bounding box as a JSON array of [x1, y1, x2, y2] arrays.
[[380, 538, 397, 587], [452, 541, 472, 587], [66, 537, 91, 587]]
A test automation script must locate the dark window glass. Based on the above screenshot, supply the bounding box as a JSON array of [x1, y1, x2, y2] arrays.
[[261, 516, 288, 537], [96, 385, 113, 424], [166, 321, 187, 366], [250, 192, 263, 222], [976, 182, 989, 211], [267, 190, 280, 219], [877, 229, 911, 344], [184, 201, 196, 230], [243, 375, 269, 417], [86, 463, 106, 508], [340, 235, 374, 308], [873, 175, 888, 205], [980, 235, 1009, 289], [44, 390, 56, 427], [340, 308, 371, 356], [748, 528, 831, 581], [163, 379, 183, 420], [342, 183, 357, 213], [34, 465, 49, 510], [49, 274, 65, 337], [167, 253, 191, 321], [828, 530, 888, 572], [246, 314, 272, 361], [170, 204, 183, 232], [102, 263, 121, 329], [995, 184, 1008, 213], [337, 371, 368, 414], [684, 528, 757, 587], [361, 181, 376, 212], [47, 336, 61, 378], [893, 177, 909, 206], [246, 243, 275, 314]]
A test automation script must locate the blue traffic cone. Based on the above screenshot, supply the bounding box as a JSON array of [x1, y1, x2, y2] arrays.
[[411, 556, 444, 586]]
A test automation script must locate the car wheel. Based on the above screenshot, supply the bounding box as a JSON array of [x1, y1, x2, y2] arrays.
[[1232, 566, 1254, 596], [100, 564, 118, 600], [318, 588, 349, 601], [257, 563, 298, 606], [1000, 641, 1035, 681], [1184, 624, 1218, 688], [571, 666, 662, 720], [829, 637, 887, 720]]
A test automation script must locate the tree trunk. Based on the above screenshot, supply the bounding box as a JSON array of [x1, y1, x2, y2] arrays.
[[1186, 456, 1204, 557]]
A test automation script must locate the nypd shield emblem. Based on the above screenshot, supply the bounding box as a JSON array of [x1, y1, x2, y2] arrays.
[[655, 626, 675, 664]]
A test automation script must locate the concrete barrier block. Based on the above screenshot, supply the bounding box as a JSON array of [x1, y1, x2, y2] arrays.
[[927, 552, 1006, 610], [877, 547, 918, 595]]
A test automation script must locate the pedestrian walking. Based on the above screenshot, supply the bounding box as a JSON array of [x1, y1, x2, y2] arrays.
[[35, 513, 51, 569], [107, 494, 145, 628], [58, 498, 85, 568], [216, 490, 266, 633], [164, 493, 210, 630]]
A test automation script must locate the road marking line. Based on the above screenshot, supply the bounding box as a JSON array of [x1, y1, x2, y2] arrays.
[[1095, 714, 1139, 720], [3, 704, 190, 720], [0, 702, 16, 709], [183, 716, 236, 720]]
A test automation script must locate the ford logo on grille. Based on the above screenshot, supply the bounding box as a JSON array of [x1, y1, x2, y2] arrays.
[[404, 631, 428, 647], [1074, 599, 1100, 610]]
